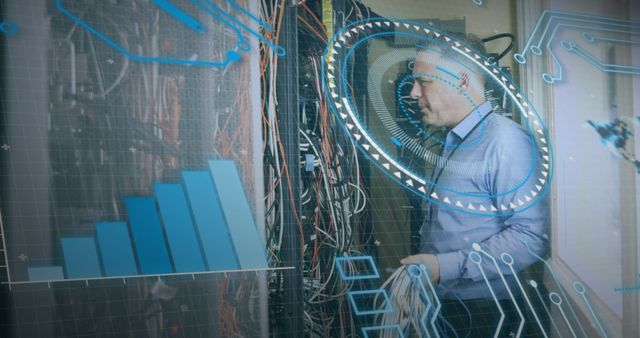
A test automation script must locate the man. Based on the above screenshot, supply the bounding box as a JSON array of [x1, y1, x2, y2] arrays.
[[400, 33, 549, 337]]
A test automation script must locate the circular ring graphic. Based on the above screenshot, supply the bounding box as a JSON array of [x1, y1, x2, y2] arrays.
[[549, 292, 562, 305], [322, 18, 553, 216], [573, 281, 586, 294], [469, 251, 482, 264], [530, 45, 543, 56], [407, 264, 423, 278], [0, 21, 19, 36], [500, 252, 514, 265], [395, 73, 487, 149]]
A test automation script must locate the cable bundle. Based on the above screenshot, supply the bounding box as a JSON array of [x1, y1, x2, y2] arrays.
[[260, 1, 375, 336], [376, 265, 431, 337]]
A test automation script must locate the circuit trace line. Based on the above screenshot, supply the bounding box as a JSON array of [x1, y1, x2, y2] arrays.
[[514, 10, 640, 83]]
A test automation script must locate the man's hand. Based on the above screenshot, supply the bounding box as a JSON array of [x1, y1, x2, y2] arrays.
[[400, 254, 440, 284]]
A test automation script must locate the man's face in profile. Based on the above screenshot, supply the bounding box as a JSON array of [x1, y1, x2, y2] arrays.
[[409, 49, 469, 128]]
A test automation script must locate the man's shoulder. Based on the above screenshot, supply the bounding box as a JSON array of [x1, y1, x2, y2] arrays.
[[478, 113, 535, 161], [485, 113, 530, 143]]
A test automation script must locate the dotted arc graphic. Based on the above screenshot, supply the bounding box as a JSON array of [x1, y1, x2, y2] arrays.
[[321, 18, 554, 216]]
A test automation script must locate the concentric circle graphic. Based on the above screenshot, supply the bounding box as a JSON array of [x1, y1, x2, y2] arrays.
[[321, 18, 554, 216]]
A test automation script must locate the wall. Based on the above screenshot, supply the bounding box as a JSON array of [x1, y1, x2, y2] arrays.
[[548, 0, 637, 319]]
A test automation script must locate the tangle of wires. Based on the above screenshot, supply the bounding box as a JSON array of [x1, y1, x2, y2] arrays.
[[298, 2, 380, 336], [47, 1, 262, 336], [377, 264, 472, 338], [261, 0, 381, 336]]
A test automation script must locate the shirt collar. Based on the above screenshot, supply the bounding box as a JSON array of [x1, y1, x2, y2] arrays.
[[450, 101, 492, 140]]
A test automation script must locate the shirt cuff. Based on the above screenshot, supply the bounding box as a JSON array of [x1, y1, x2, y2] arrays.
[[436, 251, 463, 283]]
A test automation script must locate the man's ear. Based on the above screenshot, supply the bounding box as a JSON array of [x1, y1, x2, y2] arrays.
[[458, 72, 470, 90]]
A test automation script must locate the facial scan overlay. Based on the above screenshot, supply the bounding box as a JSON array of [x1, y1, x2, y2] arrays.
[[325, 20, 552, 217], [324, 19, 569, 337]]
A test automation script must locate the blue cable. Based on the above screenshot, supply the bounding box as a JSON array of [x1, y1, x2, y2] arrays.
[[437, 312, 459, 338], [440, 285, 472, 338]]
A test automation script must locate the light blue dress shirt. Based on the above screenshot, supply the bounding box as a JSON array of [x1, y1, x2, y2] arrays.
[[420, 101, 549, 300]]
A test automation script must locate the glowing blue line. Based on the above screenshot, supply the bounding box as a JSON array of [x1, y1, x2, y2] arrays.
[[191, 0, 251, 52], [362, 324, 405, 338], [568, 42, 640, 74], [450, 43, 549, 174], [547, 9, 640, 25], [516, 10, 639, 62], [518, 10, 549, 57], [55, 0, 237, 67], [419, 311, 433, 338], [342, 31, 538, 199], [551, 297, 577, 338], [615, 274, 640, 292], [534, 13, 556, 53], [348, 289, 394, 315], [408, 272, 435, 337], [394, 76, 444, 145], [578, 26, 640, 35], [533, 17, 638, 53], [573, 45, 640, 70], [531, 282, 564, 338], [225, 0, 273, 31], [476, 247, 525, 337], [520, 239, 587, 337], [321, 17, 555, 216], [615, 284, 640, 292], [334, 256, 380, 281], [416, 44, 477, 74], [423, 267, 442, 338], [396, 73, 486, 149], [542, 24, 563, 84], [585, 35, 640, 46], [409, 265, 442, 337], [199, 0, 285, 55], [537, 22, 639, 59], [548, 10, 640, 28], [151, 0, 205, 33], [535, 21, 640, 82], [502, 254, 548, 337], [0, 21, 19, 36], [574, 283, 608, 338], [435, 66, 460, 80], [469, 252, 505, 338], [545, 22, 638, 51]]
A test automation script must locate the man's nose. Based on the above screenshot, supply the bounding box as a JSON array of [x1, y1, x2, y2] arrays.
[[409, 81, 421, 100]]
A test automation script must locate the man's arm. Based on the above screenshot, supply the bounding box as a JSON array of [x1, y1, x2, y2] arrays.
[[439, 128, 550, 283], [405, 127, 550, 284], [435, 203, 549, 283]]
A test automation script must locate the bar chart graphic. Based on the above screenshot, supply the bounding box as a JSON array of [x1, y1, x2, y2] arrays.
[[16, 160, 272, 286]]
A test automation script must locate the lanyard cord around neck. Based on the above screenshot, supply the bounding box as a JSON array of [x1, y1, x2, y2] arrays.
[[426, 111, 493, 225]]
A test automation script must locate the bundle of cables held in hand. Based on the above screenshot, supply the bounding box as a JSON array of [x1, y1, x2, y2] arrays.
[[373, 264, 468, 338], [373, 264, 433, 337]]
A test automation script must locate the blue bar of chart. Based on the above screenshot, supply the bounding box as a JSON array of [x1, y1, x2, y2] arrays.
[[209, 160, 267, 269], [95, 222, 138, 277], [182, 171, 239, 271], [61, 237, 102, 278], [20, 159, 273, 284], [124, 197, 173, 274], [27, 266, 64, 282], [154, 183, 206, 273]]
